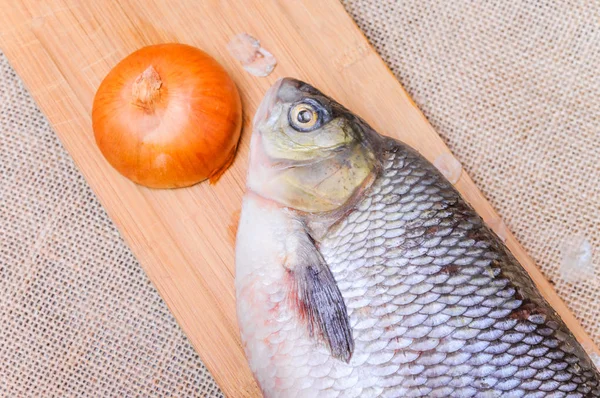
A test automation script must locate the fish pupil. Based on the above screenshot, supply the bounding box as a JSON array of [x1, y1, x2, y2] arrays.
[[298, 109, 313, 123]]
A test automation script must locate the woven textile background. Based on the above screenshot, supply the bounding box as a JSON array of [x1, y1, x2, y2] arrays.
[[0, 1, 598, 396], [342, 0, 600, 344], [0, 55, 223, 396]]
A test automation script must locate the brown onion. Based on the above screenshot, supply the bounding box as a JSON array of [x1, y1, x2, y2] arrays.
[[92, 43, 242, 188]]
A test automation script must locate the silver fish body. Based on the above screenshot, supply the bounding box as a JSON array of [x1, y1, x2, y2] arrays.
[[235, 78, 600, 397]]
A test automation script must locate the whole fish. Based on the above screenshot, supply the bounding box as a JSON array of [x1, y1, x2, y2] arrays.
[[235, 78, 600, 397]]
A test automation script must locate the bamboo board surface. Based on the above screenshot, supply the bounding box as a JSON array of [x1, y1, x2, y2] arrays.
[[0, 1, 597, 396]]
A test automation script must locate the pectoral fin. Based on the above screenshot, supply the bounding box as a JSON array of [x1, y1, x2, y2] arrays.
[[284, 219, 354, 363]]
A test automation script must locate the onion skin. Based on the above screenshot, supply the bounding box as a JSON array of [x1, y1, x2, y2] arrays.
[[92, 43, 242, 188]]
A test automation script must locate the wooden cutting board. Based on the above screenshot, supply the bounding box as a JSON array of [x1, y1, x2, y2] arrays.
[[1, 1, 597, 396]]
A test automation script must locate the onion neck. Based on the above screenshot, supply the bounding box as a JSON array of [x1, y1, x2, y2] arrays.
[[131, 65, 162, 111]]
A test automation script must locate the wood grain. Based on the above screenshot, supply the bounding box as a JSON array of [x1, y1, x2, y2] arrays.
[[0, 1, 597, 396]]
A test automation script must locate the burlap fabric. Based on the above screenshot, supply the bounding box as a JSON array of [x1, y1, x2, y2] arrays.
[[343, 0, 600, 341], [1, 1, 598, 396], [0, 55, 223, 397]]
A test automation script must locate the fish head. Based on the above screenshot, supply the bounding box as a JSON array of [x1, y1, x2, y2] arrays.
[[248, 78, 381, 213]]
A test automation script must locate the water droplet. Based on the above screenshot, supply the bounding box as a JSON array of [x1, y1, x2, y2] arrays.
[[559, 235, 594, 283], [433, 153, 462, 184], [487, 217, 508, 242], [227, 33, 277, 77], [590, 352, 600, 371], [583, 344, 600, 371]]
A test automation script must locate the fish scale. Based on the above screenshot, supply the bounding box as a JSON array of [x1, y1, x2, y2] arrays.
[[236, 78, 600, 397], [313, 140, 600, 397]]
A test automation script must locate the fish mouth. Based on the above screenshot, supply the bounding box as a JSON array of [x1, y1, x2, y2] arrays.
[[253, 78, 283, 129], [253, 77, 310, 129]]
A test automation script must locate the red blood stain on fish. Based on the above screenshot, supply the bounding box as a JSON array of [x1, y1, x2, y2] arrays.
[[441, 264, 460, 274], [425, 226, 439, 235], [285, 268, 306, 322], [509, 303, 547, 320]]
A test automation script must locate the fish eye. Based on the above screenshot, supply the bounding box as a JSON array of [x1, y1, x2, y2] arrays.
[[297, 108, 313, 123], [289, 100, 325, 132]]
